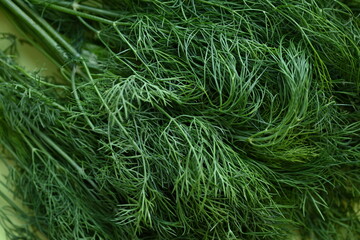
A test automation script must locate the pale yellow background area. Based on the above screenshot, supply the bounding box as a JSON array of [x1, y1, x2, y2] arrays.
[[0, 8, 55, 239], [0, 9, 57, 74]]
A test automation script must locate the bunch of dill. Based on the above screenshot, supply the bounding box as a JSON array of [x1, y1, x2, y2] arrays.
[[0, 0, 359, 239]]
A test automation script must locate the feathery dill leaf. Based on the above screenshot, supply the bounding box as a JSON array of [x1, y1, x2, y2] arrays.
[[0, 0, 359, 239]]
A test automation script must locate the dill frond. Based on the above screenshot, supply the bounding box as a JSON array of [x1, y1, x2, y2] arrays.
[[0, 0, 359, 239]]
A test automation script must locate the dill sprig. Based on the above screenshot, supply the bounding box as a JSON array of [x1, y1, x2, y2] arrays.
[[0, 0, 359, 239]]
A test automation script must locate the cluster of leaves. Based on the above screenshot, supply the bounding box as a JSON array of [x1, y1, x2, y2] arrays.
[[0, 0, 359, 239]]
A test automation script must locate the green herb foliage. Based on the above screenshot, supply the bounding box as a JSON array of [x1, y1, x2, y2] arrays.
[[0, 0, 359, 239]]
